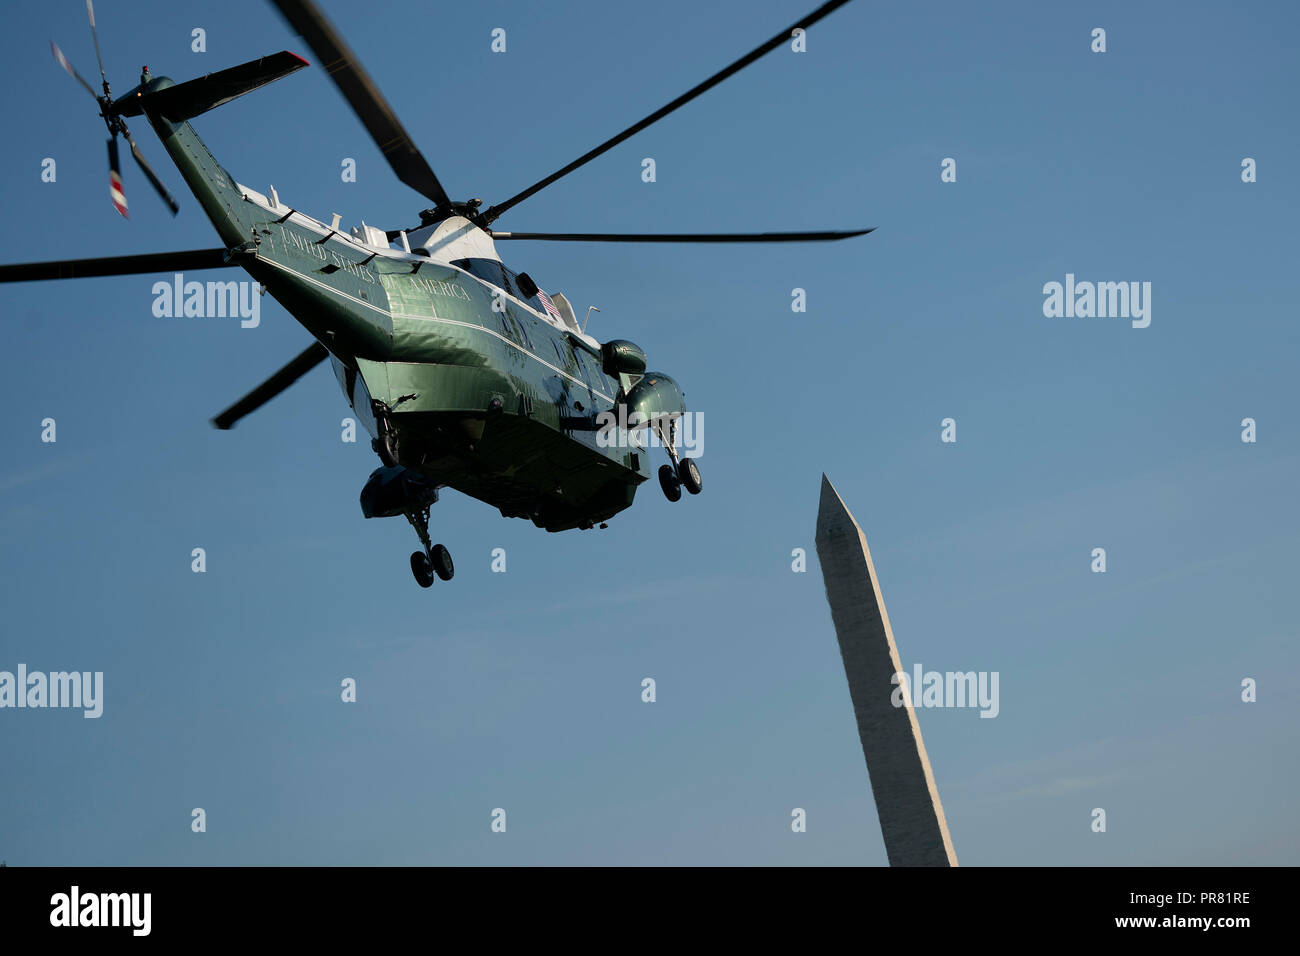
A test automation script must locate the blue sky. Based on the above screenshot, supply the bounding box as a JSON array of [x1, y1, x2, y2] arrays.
[[0, 0, 1296, 865]]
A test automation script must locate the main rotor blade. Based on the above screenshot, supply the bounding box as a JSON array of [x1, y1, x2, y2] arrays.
[[489, 228, 874, 243], [269, 0, 451, 209], [0, 248, 229, 283], [121, 122, 180, 215], [212, 341, 330, 430], [481, 0, 855, 225], [85, 0, 108, 92], [50, 40, 98, 100]]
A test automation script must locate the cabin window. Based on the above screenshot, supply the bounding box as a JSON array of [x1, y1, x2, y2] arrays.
[[497, 310, 534, 352], [451, 257, 545, 315], [576, 349, 604, 398]]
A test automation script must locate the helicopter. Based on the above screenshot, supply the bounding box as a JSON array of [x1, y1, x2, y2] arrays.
[[0, 0, 870, 589]]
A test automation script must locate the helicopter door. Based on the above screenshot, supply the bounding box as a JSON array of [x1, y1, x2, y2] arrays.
[[572, 347, 604, 420], [330, 355, 378, 438]]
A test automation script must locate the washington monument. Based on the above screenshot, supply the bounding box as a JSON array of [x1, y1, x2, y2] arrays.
[[815, 474, 958, 867]]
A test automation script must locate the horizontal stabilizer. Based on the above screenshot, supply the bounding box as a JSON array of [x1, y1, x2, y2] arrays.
[[116, 51, 309, 121]]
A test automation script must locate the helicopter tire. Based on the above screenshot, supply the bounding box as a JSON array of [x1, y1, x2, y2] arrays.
[[677, 457, 702, 495], [431, 544, 454, 581], [410, 551, 435, 588], [659, 464, 682, 502]]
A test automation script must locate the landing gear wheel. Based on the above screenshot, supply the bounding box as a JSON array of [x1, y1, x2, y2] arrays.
[[404, 504, 443, 589], [410, 551, 435, 588], [659, 464, 682, 502], [430, 543, 454, 581], [677, 457, 702, 495]]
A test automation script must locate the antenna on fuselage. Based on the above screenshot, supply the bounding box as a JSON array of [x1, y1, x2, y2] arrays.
[[583, 306, 600, 333]]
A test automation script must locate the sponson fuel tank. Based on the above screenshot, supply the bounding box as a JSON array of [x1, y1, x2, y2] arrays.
[[624, 372, 686, 425], [359, 466, 439, 519]]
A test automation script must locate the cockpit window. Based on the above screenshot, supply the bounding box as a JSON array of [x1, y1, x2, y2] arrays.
[[451, 258, 545, 314]]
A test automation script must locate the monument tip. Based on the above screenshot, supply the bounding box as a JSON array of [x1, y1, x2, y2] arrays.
[[816, 474, 859, 540]]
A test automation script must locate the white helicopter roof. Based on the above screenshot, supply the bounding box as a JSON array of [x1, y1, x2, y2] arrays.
[[406, 215, 501, 264]]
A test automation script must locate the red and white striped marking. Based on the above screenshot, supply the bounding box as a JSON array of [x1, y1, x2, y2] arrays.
[[51, 41, 74, 76], [109, 169, 128, 218]]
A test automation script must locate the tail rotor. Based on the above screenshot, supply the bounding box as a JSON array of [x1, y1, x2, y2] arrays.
[[51, 2, 179, 218], [106, 138, 128, 218]]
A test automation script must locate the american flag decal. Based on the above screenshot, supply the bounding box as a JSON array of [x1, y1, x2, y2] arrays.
[[536, 289, 561, 321]]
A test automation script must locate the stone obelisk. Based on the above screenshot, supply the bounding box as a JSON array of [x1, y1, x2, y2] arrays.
[[815, 474, 957, 867]]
